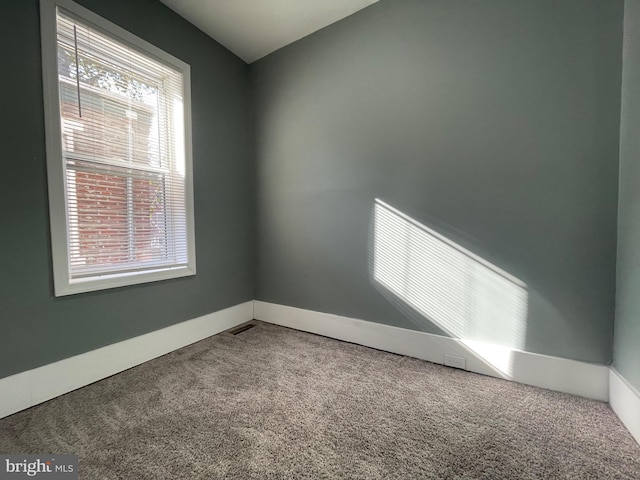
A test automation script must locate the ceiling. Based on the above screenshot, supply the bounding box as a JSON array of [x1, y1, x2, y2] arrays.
[[158, 0, 379, 64]]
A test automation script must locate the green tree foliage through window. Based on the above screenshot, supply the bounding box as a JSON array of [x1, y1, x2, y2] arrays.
[[57, 46, 156, 102]]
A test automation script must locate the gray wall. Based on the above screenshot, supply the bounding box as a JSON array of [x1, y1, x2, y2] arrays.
[[252, 0, 623, 364], [615, 0, 640, 392], [0, 0, 628, 381], [0, 0, 255, 379]]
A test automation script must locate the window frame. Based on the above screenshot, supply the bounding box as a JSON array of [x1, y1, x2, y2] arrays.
[[40, 0, 196, 296]]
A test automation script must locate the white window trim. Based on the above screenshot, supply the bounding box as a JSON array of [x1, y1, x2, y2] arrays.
[[40, 0, 196, 296]]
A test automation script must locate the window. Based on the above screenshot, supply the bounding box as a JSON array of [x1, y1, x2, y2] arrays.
[[40, 0, 196, 296]]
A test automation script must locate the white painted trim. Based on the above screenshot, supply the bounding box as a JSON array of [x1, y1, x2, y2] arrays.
[[254, 301, 609, 401], [609, 369, 640, 445], [0, 301, 253, 420], [1, 299, 623, 436]]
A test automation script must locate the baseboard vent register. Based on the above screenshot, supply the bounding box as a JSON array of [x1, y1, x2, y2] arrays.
[[228, 323, 256, 335]]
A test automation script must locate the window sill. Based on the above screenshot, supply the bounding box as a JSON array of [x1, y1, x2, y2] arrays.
[[55, 265, 196, 296]]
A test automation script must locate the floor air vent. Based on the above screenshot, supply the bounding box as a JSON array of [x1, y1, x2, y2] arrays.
[[228, 323, 255, 335]]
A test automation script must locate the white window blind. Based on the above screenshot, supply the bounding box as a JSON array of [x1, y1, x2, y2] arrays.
[[41, 0, 195, 295]]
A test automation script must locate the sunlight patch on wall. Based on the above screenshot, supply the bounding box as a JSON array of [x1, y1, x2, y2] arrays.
[[372, 199, 528, 376]]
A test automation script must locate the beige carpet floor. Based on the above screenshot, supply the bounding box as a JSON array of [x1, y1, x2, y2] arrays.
[[0, 321, 638, 479]]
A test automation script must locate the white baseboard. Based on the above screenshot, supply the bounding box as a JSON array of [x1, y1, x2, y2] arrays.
[[254, 301, 609, 402], [0, 299, 619, 430], [0, 301, 254, 420], [610, 369, 640, 445]]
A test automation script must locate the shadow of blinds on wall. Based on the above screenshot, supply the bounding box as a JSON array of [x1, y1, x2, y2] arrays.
[[371, 198, 528, 375]]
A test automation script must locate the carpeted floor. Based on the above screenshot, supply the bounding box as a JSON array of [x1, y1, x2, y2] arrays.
[[0, 321, 638, 479]]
